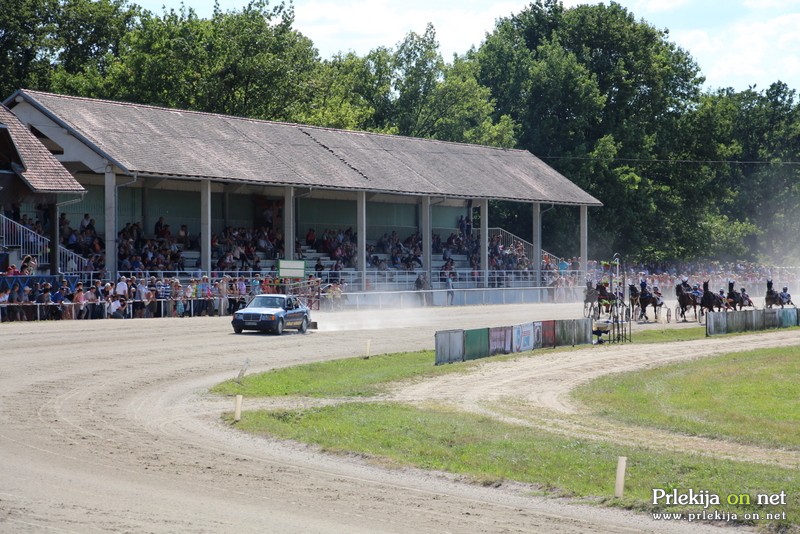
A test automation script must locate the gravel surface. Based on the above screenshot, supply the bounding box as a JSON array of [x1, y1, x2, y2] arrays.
[[1, 301, 782, 533]]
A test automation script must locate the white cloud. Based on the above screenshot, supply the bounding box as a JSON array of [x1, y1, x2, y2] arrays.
[[673, 13, 800, 90], [741, 0, 800, 10], [294, 0, 520, 58], [622, 0, 692, 13]]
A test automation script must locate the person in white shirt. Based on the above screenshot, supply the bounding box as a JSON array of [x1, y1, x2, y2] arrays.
[[115, 276, 129, 297]]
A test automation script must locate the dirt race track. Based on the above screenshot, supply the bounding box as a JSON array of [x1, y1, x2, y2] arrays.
[[1, 300, 796, 533]]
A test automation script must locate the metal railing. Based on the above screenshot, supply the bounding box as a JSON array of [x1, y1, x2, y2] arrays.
[[0, 213, 93, 273], [1, 214, 50, 262], [55, 267, 587, 293], [487, 227, 563, 266]]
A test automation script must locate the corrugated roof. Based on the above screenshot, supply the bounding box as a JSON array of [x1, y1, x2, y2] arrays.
[[0, 104, 85, 193], [10, 90, 600, 206]]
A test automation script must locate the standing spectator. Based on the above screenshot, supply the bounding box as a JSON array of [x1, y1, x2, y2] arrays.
[[79, 213, 91, 232], [446, 272, 455, 305], [115, 276, 128, 297], [134, 278, 147, 318], [154, 216, 166, 238], [414, 273, 426, 306]]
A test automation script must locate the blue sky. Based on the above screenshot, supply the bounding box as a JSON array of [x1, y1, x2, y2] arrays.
[[135, 0, 800, 92]]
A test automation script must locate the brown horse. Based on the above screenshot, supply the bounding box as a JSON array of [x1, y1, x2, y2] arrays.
[[629, 284, 661, 321], [675, 283, 698, 321]]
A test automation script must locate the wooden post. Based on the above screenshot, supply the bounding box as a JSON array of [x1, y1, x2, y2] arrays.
[[234, 394, 243, 422], [615, 456, 627, 498]]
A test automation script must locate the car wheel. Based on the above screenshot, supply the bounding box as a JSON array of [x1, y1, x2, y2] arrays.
[[299, 316, 308, 334], [233, 326, 243, 334], [274, 319, 284, 335]]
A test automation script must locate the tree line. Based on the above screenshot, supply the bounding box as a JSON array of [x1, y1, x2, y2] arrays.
[[3, 0, 799, 265]]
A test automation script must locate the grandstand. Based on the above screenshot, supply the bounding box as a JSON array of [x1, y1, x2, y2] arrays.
[[2, 89, 600, 292]]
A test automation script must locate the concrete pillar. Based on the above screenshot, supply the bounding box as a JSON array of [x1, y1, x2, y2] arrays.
[[480, 198, 489, 288], [200, 179, 211, 273], [104, 166, 117, 279], [580, 205, 588, 277], [283, 186, 295, 261], [357, 191, 367, 289], [47, 203, 58, 275], [420, 196, 431, 282], [532, 203, 542, 286]]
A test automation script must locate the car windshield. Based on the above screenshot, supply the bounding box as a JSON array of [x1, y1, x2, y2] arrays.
[[250, 296, 285, 309]]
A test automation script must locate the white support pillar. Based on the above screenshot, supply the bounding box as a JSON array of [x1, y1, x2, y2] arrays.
[[283, 186, 295, 261], [420, 196, 431, 282], [357, 192, 367, 289], [480, 198, 489, 288], [580, 205, 588, 277], [532, 203, 542, 286], [200, 179, 212, 273], [104, 166, 117, 279]]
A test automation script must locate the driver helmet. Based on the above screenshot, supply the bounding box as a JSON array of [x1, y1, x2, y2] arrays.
[[741, 288, 745, 292], [693, 284, 699, 289], [784, 287, 788, 291]]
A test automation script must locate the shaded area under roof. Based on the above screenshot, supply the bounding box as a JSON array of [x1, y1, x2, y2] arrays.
[[8, 90, 600, 206], [0, 104, 84, 194]]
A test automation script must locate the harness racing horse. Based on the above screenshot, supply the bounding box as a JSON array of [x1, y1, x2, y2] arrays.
[[700, 281, 723, 315], [596, 282, 616, 315], [766, 280, 795, 308], [726, 281, 743, 310], [765, 280, 780, 308], [583, 281, 599, 317], [629, 284, 662, 321], [675, 282, 699, 321]]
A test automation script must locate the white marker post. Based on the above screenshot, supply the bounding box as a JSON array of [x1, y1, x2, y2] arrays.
[[364, 339, 371, 359], [615, 456, 627, 498], [234, 394, 243, 422]]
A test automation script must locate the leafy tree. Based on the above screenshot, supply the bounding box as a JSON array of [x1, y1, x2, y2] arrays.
[[89, 1, 317, 120], [298, 53, 377, 130], [387, 24, 517, 146], [477, 0, 707, 261], [101, 5, 212, 109], [0, 0, 59, 97]]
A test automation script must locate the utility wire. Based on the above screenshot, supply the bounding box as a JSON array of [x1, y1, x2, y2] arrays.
[[539, 156, 800, 165]]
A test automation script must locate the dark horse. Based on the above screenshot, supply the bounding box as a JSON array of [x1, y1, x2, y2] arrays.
[[700, 280, 724, 315], [596, 282, 616, 315], [675, 282, 699, 321], [583, 280, 599, 317], [629, 284, 661, 321], [726, 281, 744, 310], [765, 280, 794, 308], [765, 280, 780, 308]]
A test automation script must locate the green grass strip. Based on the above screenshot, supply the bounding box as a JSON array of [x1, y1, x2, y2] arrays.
[[573, 346, 800, 449], [231, 403, 797, 527], [211, 350, 460, 397]]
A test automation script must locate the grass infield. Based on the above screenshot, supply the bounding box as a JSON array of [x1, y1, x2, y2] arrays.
[[215, 336, 799, 529], [573, 346, 800, 450]]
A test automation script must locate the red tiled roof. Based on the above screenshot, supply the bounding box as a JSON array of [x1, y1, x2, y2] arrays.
[[0, 104, 84, 193]]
